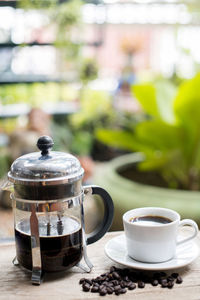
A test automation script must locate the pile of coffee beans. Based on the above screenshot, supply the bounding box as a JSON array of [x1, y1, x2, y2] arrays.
[[79, 266, 183, 296]]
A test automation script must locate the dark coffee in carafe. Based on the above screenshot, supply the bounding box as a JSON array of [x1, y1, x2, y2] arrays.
[[15, 216, 82, 272]]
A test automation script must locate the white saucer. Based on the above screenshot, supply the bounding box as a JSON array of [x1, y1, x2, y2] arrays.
[[105, 234, 199, 271]]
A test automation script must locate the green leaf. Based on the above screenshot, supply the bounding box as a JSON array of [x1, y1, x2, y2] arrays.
[[173, 73, 200, 166], [132, 84, 160, 118], [132, 81, 176, 123], [134, 120, 181, 151], [95, 129, 136, 152], [154, 80, 176, 124], [174, 73, 200, 127], [139, 151, 169, 171]]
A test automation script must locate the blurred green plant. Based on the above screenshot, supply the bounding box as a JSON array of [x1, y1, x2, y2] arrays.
[[0, 148, 10, 179], [66, 89, 113, 156], [0, 119, 18, 134], [19, 0, 83, 73], [51, 0, 83, 63], [70, 88, 113, 129], [52, 88, 143, 158], [51, 120, 93, 157], [96, 74, 200, 190], [79, 59, 98, 84], [20, 0, 56, 9], [0, 83, 78, 106]]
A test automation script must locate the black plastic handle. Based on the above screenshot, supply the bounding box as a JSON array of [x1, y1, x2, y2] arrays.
[[83, 185, 114, 245], [37, 136, 54, 156]]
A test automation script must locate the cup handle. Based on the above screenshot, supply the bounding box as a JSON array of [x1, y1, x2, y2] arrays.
[[177, 219, 199, 246], [83, 185, 114, 245]]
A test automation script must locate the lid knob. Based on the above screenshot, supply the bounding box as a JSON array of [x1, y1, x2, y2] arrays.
[[37, 136, 54, 156]]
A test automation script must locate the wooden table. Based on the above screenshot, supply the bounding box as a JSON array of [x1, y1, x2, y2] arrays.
[[0, 231, 199, 300], [0, 208, 13, 238]]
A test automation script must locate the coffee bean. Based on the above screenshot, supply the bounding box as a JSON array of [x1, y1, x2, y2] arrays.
[[168, 281, 174, 289], [100, 276, 107, 282], [108, 282, 114, 287], [112, 280, 119, 286], [99, 288, 107, 296], [120, 281, 126, 288], [91, 286, 99, 293], [125, 281, 132, 287], [101, 276, 106, 282], [124, 281, 131, 287], [167, 276, 175, 282], [159, 277, 167, 284], [128, 283, 136, 290], [93, 282, 99, 287], [115, 290, 120, 295], [151, 279, 159, 286], [138, 281, 145, 288], [113, 272, 121, 280], [79, 267, 183, 296], [79, 278, 85, 284], [99, 284, 105, 290], [114, 285, 121, 291], [107, 287, 114, 294], [123, 276, 129, 282], [95, 276, 102, 282], [110, 266, 116, 273], [161, 278, 167, 285], [176, 276, 183, 284], [84, 278, 92, 285], [171, 272, 179, 279], [103, 281, 110, 287], [120, 288, 127, 294], [82, 283, 90, 292], [107, 273, 113, 280], [161, 280, 168, 288]]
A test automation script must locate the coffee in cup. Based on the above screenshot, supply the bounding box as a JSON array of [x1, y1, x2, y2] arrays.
[[123, 207, 199, 263], [129, 215, 172, 225]]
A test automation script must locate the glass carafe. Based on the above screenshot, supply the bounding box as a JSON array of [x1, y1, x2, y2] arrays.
[[7, 136, 114, 285]]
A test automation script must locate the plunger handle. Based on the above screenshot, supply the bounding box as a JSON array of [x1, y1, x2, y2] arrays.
[[37, 136, 54, 156]]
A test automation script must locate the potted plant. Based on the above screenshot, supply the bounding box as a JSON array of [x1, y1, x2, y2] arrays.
[[95, 74, 200, 230]]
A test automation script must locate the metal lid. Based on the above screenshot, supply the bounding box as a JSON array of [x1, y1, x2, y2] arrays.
[[8, 136, 84, 185]]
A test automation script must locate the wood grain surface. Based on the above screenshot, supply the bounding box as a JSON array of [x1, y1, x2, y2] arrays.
[[0, 208, 13, 238], [0, 231, 199, 300]]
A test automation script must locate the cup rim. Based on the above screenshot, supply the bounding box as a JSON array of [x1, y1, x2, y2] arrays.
[[123, 207, 180, 228]]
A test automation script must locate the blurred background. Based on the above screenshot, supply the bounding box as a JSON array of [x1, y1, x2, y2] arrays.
[[1, 0, 200, 235]]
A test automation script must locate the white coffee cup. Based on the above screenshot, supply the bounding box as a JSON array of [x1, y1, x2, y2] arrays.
[[123, 207, 199, 263]]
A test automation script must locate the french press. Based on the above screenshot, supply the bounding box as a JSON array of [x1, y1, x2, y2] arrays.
[[7, 136, 114, 285]]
